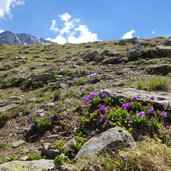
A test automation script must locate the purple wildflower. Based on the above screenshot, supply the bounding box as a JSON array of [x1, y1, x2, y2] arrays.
[[83, 92, 97, 105], [86, 92, 97, 100], [99, 91, 107, 99], [163, 111, 167, 119], [163, 103, 168, 111], [122, 103, 131, 110], [99, 105, 107, 112], [147, 108, 154, 115], [28, 114, 33, 121], [100, 114, 106, 121], [132, 95, 138, 101], [82, 99, 88, 105], [79, 86, 83, 91], [31, 123, 35, 128], [137, 111, 145, 118], [122, 156, 128, 164], [120, 61, 125, 65], [151, 95, 157, 101]]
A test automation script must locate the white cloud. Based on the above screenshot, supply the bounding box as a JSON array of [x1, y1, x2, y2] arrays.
[[47, 35, 67, 44], [152, 31, 155, 35], [50, 20, 59, 33], [68, 25, 98, 43], [48, 12, 99, 44], [122, 30, 136, 39], [0, 0, 24, 19], [0, 28, 5, 33], [59, 12, 71, 22]]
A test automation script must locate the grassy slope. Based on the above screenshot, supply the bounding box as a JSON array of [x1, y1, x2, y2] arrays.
[[0, 37, 171, 169]]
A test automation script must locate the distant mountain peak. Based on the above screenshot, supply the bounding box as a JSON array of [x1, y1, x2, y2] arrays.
[[0, 31, 53, 45]]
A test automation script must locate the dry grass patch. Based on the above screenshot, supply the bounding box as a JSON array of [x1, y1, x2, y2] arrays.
[[63, 137, 171, 171]]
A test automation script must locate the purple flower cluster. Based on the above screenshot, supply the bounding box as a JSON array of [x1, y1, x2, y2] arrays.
[[147, 108, 154, 115], [151, 95, 157, 101], [122, 103, 131, 110], [99, 91, 107, 99], [99, 114, 106, 121], [28, 114, 34, 121], [136, 111, 145, 118], [120, 61, 125, 65], [163, 103, 168, 111], [99, 105, 107, 113], [83, 92, 97, 104], [163, 111, 167, 119], [132, 95, 138, 101]]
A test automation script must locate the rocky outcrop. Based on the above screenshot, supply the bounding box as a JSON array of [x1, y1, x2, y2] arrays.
[[82, 50, 104, 62], [163, 38, 171, 46], [0, 159, 55, 171], [152, 45, 171, 57], [146, 64, 171, 75], [118, 37, 138, 45], [76, 126, 135, 159], [127, 45, 148, 61], [83, 49, 121, 64], [104, 88, 171, 108]]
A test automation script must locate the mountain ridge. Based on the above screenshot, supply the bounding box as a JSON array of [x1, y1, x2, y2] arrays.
[[0, 31, 53, 45]]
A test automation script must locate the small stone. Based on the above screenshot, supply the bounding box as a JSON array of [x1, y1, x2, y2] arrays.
[[11, 140, 25, 148], [20, 156, 28, 161], [60, 83, 69, 89]]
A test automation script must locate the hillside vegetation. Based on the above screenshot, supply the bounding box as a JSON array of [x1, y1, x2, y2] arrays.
[[0, 37, 171, 170]]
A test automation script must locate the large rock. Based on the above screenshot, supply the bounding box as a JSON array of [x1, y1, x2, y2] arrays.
[[127, 45, 147, 61], [0, 100, 8, 107], [163, 39, 171, 46], [0, 104, 18, 112], [152, 45, 171, 57], [118, 37, 138, 45], [104, 88, 171, 108], [0, 159, 55, 171], [146, 64, 171, 75], [76, 126, 136, 159], [8, 96, 23, 104], [31, 72, 53, 82], [82, 50, 104, 62], [101, 49, 121, 64]]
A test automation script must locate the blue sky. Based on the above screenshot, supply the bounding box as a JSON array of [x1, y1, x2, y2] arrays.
[[0, 0, 171, 44]]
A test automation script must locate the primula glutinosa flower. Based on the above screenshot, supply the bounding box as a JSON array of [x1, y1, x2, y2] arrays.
[[163, 103, 168, 111], [83, 92, 97, 104], [136, 111, 145, 118], [99, 105, 107, 112], [151, 95, 156, 101], [99, 91, 107, 99], [100, 114, 106, 121], [147, 108, 154, 115], [132, 95, 138, 101], [122, 103, 131, 110], [163, 111, 167, 119]]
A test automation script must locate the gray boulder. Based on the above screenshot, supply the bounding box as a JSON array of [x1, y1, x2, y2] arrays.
[[31, 72, 53, 82], [118, 37, 138, 45], [146, 64, 171, 76], [8, 96, 23, 104], [82, 50, 104, 62], [0, 100, 8, 107], [76, 126, 136, 159], [101, 49, 121, 64], [152, 45, 171, 57], [0, 104, 18, 112], [127, 45, 147, 61], [0, 159, 55, 171], [163, 39, 171, 46]]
